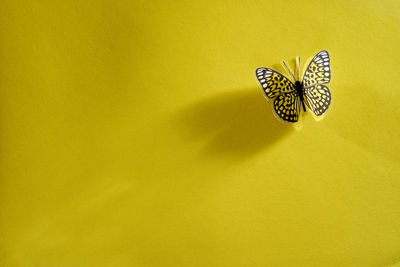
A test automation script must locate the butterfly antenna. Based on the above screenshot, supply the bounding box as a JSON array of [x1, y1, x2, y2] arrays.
[[296, 56, 301, 81], [281, 60, 296, 81]]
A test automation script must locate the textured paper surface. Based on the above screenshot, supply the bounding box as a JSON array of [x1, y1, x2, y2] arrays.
[[1, 0, 400, 266]]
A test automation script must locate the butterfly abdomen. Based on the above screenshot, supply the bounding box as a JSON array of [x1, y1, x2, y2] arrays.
[[295, 81, 307, 112]]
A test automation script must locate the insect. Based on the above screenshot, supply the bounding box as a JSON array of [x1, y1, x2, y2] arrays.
[[255, 50, 332, 123]]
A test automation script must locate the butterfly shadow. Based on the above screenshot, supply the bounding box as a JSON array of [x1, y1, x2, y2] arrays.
[[175, 87, 293, 161]]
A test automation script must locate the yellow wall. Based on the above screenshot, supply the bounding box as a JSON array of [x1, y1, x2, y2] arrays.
[[1, 0, 400, 266]]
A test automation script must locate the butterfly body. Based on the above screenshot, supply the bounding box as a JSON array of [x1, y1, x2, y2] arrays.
[[294, 81, 306, 112], [255, 50, 332, 123]]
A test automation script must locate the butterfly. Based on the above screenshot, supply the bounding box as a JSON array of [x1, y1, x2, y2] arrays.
[[255, 50, 332, 123]]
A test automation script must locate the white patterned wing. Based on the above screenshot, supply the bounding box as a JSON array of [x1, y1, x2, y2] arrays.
[[302, 50, 331, 88]]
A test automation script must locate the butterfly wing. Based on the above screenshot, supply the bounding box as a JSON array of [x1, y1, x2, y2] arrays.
[[256, 68, 301, 122], [302, 50, 332, 116], [304, 84, 331, 116], [273, 91, 302, 122], [302, 50, 331, 87], [256, 68, 296, 98]]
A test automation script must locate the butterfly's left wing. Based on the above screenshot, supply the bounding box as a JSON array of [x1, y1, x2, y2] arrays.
[[256, 68, 301, 122], [273, 91, 302, 122], [256, 68, 295, 99], [302, 50, 332, 117]]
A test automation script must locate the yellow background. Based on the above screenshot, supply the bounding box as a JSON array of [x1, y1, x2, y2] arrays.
[[1, 0, 400, 266]]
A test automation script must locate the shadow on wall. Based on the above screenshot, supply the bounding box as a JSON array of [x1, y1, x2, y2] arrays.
[[176, 87, 293, 160]]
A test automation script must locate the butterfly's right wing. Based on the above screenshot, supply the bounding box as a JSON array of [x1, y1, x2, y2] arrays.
[[302, 50, 332, 117], [302, 50, 331, 88], [304, 84, 331, 116], [256, 68, 301, 122]]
